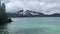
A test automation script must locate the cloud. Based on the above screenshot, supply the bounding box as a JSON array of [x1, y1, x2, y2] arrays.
[[5, 0, 60, 14], [6, 0, 45, 12]]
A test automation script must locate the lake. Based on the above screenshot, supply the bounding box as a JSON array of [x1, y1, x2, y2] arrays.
[[0, 17, 60, 34]]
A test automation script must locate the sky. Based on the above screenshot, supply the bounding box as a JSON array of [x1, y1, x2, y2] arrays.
[[2, 0, 60, 14]]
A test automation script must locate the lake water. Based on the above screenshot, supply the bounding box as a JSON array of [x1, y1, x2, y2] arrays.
[[0, 17, 60, 34]]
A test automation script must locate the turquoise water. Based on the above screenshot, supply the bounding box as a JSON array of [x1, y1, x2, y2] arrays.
[[1, 17, 60, 34]]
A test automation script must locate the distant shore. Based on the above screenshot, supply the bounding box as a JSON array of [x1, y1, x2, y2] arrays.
[[10, 16, 60, 18]]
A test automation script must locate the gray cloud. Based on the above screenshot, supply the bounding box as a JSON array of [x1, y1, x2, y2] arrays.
[[5, 0, 60, 14]]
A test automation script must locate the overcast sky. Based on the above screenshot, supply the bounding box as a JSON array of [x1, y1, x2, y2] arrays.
[[2, 0, 60, 14]]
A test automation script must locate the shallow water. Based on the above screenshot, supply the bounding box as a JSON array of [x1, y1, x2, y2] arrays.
[[0, 17, 60, 34]]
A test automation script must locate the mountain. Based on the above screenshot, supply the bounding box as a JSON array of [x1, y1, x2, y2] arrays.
[[7, 10, 60, 17], [52, 13, 60, 17]]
